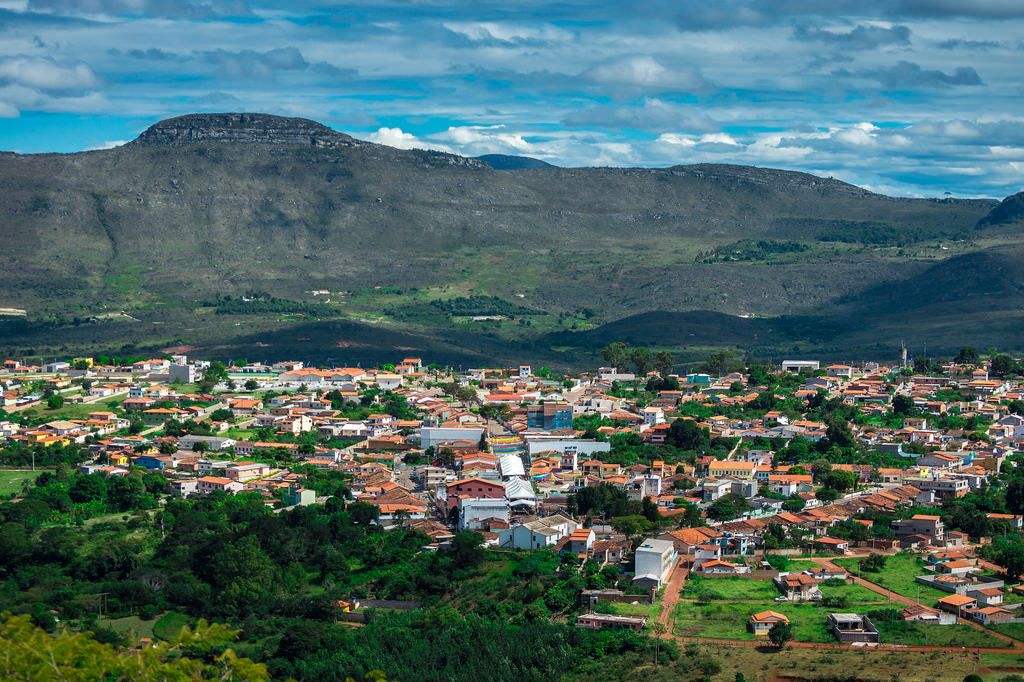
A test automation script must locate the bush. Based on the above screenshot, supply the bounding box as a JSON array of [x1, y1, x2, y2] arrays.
[[139, 604, 160, 620]]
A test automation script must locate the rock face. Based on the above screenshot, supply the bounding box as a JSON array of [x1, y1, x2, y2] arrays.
[[133, 112, 362, 148], [978, 191, 1024, 228]]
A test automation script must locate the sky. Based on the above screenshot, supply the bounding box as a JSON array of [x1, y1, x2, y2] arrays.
[[0, 1, 1022, 197]]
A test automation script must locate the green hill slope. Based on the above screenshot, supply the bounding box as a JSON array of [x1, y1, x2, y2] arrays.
[[0, 112, 1017, 363]]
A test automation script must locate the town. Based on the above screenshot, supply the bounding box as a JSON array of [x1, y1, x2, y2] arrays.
[[2, 347, 1024, 681]]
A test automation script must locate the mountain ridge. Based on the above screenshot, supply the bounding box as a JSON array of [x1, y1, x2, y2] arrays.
[[0, 112, 1018, 363]]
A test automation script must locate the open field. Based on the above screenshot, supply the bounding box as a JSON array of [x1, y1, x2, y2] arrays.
[[702, 643, 996, 681], [17, 396, 126, 423], [0, 469, 43, 496], [152, 611, 193, 641], [835, 553, 951, 603], [96, 615, 155, 642]]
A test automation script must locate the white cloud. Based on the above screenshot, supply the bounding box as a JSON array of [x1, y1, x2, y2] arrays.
[[430, 124, 533, 155], [86, 138, 128, 150], [582, 56, 707, 95], [0, 55, 97, 89], [443, 22, 572, 44], [366, 127, 452, 152]]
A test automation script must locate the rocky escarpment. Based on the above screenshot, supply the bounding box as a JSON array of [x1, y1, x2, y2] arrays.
[[978, 191, 1024, 228], [132, 112, 363, 148]]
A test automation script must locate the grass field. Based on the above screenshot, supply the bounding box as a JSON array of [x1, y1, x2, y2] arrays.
[[705, 643, 990, 681], [682, 576, 780, 601], [152, 611, 193, 640], [97, 615, 155, 642], [18, 396, 126, 423], [672, 599, 1002, 648], [0, 469, 43, 496], [834, 553, 949, 603]]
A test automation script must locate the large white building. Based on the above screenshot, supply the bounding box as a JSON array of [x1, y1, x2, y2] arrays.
[[634, 538, 677, 588], [458, 497, 510, 530], [419, 426, 485, 449]]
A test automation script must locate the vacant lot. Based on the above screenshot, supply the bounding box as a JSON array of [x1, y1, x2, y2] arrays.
[[835, 553, 950, 603], [706, 643, 989, 681]]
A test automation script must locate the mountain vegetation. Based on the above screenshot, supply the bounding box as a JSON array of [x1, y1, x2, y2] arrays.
[[0, 112, 1019, 365]]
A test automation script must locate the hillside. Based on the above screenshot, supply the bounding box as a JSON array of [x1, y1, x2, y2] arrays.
[[0, 112, 1018, 364], [978, 191, 1024, 229], [474, 154, 555, 170]]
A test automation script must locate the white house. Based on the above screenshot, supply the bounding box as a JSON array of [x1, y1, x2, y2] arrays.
[[498, 514, 577, 549], [634, 537, 677, 588]]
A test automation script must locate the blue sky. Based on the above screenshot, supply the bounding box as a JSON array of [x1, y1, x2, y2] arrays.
[[0, 1, 1022, 197]]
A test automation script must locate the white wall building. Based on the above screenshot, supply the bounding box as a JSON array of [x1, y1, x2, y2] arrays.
[[634, 538, 677, 587]]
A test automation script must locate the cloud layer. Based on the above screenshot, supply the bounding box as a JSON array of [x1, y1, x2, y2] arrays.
[[0, 1, 1021, 197]]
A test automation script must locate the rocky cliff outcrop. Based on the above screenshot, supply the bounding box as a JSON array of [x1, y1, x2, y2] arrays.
[[132, 112, 363, 148]]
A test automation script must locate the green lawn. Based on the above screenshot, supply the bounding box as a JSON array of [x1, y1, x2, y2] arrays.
[[992, 623, 1024, 642], [835, 553, 948, 603], [682, 576, 780, 601], [96, 615, 155, 642], [672, 600, 1001, 647], [819, 581, 893, 604], [875, 621, 1004, 648], [0, 469, 43, 496], [19, 396, 126, 423], [673, 600, 841, 642], [152, 611, 193, 640]]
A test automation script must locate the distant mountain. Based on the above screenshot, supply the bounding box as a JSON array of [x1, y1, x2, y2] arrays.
[[474, 154, 555, 170], [978, 191, 1024, 228], [0, 112, 1017, 363]]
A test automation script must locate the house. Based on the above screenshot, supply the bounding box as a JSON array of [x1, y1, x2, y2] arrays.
[[499, 514, 576, 549], [577, 613, 647, 632], [826, 365, 854, 379], [567, 527, 596, 555], [892, 515, 944, 545], [804, 567, 848, 582], [698, 559, 749, 575], [775, 572, 822, 601], [708, 460, 757, 480], [170, 479, 199, 497], [828, 613, 879, 643], [458, 493, 509, 532], [197, 476, 245, 495], [973, 606, 1014, 625], [749, 611, 789, 636], [937, 593, 977, 616], [900, 604, 955, 625], [937, 560, 978, 577], [692, 543, 722, 569], [633, 537, 677, 588], [813, 537, 850, 555], [446, 478, 505, 511], [968, 587, 1005, 606]]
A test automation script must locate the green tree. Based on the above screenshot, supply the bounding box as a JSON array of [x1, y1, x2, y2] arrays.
[[955, 347, 980, 365], [892, 394, 915, 416], [0, 613, 268, 680], [630, 347, 653, 375], [666, 418, 709, 451], [768, 620, 793, 648], [449, 531, 485, 569], [46, 394, 64, 410], [654, 351, 675, 377], [991, 354, 1017, 377], [600, 342, 632, 371], [244, 379, 259, 391]]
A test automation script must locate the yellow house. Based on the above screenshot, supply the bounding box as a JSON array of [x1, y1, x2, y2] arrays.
[[708, 460, 757, 480], [109, 452, 132, 466]]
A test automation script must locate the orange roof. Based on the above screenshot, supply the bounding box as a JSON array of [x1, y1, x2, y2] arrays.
[[750, 611, 789, 623]]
